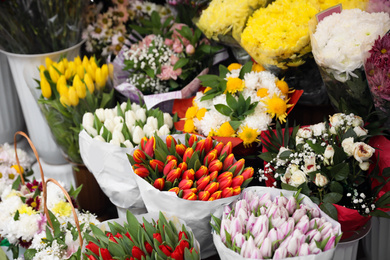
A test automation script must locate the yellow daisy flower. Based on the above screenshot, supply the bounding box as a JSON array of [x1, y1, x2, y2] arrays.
[[184, 119, 196, 133], [227, 63, 242, 71], [226, 77, 245, 94], [196, 108, 207, 120], [238, 125, 260, 147], [263, 94, 293, 123], [185, 106, 198, 119], [257, 88, 269, 98], [216, 122, 236, 137], [275, 79, 290, 95]]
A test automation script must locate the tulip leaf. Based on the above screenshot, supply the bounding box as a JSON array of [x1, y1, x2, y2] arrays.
[[184, 247, 192, 260], [142, 218, 155, 241], [242, 177, 253, 188], [229, 121, 241, 131], [164, 181, 173, 191], [320, 202, 338, 220], [281, 183, 298, 191], [108, 240, 126, 256], [210, 215, 221, 234], [126, 211, 142, 247]]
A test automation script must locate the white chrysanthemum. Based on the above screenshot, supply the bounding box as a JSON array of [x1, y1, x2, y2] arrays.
[[194, 110, 230, 136], [213, 94, 228, 106], [0, 143, 34, 169], [226, 70, 240, 79], [241, 112, 273, 132], [243, 71, 261, 90], [242, 87, 260, 103], [45, 182, 67, 210], [5, 213, 40, 243], [193, 91, 213, 109]]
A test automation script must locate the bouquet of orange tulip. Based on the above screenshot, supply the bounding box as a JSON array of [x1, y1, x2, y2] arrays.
[[37, 56, 115, 164], [129, 133, 254, 201]]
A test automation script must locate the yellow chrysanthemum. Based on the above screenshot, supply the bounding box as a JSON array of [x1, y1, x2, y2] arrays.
[[19, 204, 36, 216], [275, 79, 289, 95], [252, 63, 265, 72], [11, 165, 24, 174], [317, 0, 368, 11], [226, 77, 245, 94], [216, 122, 236, 137], [52, 201, 72, 217], [263, 94, 293, 123], [257, 88, 269, 98], [185, 106, 198, 119], [196, 108, 207, 120], [184, 119, 196, 133], [238, 125, 260, 147], [227, 63, 242, 71], [204, 87, 212, 93]]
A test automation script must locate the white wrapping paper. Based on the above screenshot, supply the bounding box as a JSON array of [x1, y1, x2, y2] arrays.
[[211, 186, 341, 260], [79, 130, 144, 210], [128, 134, 239, 258]]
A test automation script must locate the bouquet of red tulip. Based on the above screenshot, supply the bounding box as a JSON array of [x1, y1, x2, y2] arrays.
[[129, 133, 254, 201], [85, 211, 200, 260]]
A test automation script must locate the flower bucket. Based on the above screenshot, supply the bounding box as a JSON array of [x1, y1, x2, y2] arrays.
[[79, 129, 146, 213], [361, 213, 390, 260]]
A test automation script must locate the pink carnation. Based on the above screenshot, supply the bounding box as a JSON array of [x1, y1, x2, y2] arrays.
[[157, 65, 182, 80], [171, 23, 191, 46], [170, 55, 180, 65], [173, 39, 183, 53]]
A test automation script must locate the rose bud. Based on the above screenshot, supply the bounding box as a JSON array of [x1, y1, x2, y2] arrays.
[[188, 134, 198, 147], [183, 147, 194, 163], [232, 186, 241, 195], [208, 159, 223, 173], [204, 182, 219, 194], [229, 159, 245, 177], [134, 167, 149, 178], [178, 162, 187, 172], [220, 141, 233, 157], [175, 143, 186, 157], [232, 175, 244, 187], [209, 171, 218, 181], [182, 189, 197, 200], [214, 142, 225, 157], [196, 175, 211, 191], [203, 149, 218, 166], [195, 165, 209, 179], [163, 159, 177, 176], [221, 187, 234, 198], [210, 190, 222, 200], [178, 179, 193, 190], [219, 176, 233, 190], [195, 139, 205, 153], [153, 178, 165, 191], [166, 135, 177, 149], [182, 169, 195, 181], [144, 136, 155, 157], [168, 187, 180, 195], [140, 136, 148, 150], [150, 159, 164, 172], [133, 149, 146, 163], [166, 168, 182, 183], [242, 167, 254, 180], [198, 191, 210, 201], [204, 136, 213, 154], [222, 153, 235, 171]]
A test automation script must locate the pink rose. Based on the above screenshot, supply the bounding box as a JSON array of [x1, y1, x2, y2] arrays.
[[157, 65, 182, 80]]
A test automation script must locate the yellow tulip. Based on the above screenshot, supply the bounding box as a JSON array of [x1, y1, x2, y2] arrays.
[[56, 75, 67, 93], [61, 58, 68, 69], [90, 57, 98, 71], [57, 61, 65, 74], [101, 64, 109, 81], [73, 74, 86, 99], [68, 86, 79, 106], [85, 64, 96, 81], [108, 63, 114, 80], [82, 56, 89, 68], [45, 57, 53, 69], [76, 64, 85, 80], [64, 61, 76, 80], [74, 56, 82, 66], [40, 72, 52, 99], [84, 73, 95, 93], [60, 95, 71, 107], [49, 64, 60, 83], [57, 81, 69, 97], [39, 65, 46, 73], [95, 68, 106, 90]]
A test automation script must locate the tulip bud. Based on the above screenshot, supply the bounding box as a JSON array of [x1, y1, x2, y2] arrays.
[[168, 187, 180, 195], [198, 191, 210, 201], [182, 147, 194, 163], [163, 160, 177, 176], [324, 235, 336, 251], [144, 136, 155, 157], [208, 159, 223, 173], [221, 187, 234, 198], [153, 178, 165, 191], [49, 64, 60, 83], [77, 64, 85, 80], [229, 159, 245, 177], [166, 155, 177, 162], [175, 143, 186, 157], [209, 171, 218, 181], [95, 67, 106, 90], [214, 142, 225, 157], [209, 190, 222, 200], [218, 176, 233, 190], [188, 134, 198, 147], [73, 74, 86, 99], [195, 165, 209, 179], [204, 182, 219, 194], [222, 154, 235, 171], [273, 246, 287, 260], [232, 186, 241, 196], [166, 135, 177, 149], [231, 175, 244, 187], [133, 149, 146, 163], [204, 136, 213, 154], [259, 237, 272, 258], [194, 139, 205, 153], [196, 175, 211, 191], [182, 169, 195, 181], [166, 168, 182, 183], [84, 73, 95, 93], [183, 191, 197, 200], [45, 57, 53, 68], [134, 167, 149, 178], [150, 159, 164, 172], [286, 197, 297, 215], [203, 149, 218, 166], [220, 141, 233, 157], [178, 162, 187, 172], [40, 74, 52, 99], [241, 167, 254, 180], [140, 136, 148, 150], [178, 179, 193, 190]]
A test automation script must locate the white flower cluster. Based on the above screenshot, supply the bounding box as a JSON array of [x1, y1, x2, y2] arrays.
[[193, 68, 286, 137], [82, 102, 174, 148], [311, 9, 390, 82]]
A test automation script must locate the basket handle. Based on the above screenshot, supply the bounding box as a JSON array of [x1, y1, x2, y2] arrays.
[[13, 131, 45, 185], [43, 178, 83, 248]]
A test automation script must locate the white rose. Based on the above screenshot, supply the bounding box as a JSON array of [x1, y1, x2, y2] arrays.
[[123, 140, 134, 149], [93, 135, 106, 142], [304, 155, 316, 173], [329, 113, 343, 127], [95, 108, 105, 122], [132, 126, 145, 144], [82, 112, 94, 128], [104, 108, 116, 121], [104, 118, 116, 133], [289, 164, 300, 174], [135, 108, 146, 122], [158, 124, 170, 136], [324, 145, 335, 166], [281, 171, 292, 185], [352, 142, 375, 163], [311, 122, 326, 136], [164, 113, 173, 129], [359, 161, 370, 171], [146, 117, 158, 130], [353, 126, 368, 137], [314, 173, 328, 187], [125, 110, 137, 127], [143, 124, 156, 138], [289, 170, 308, 187], [351, 115, 363, 127], [342, 137, 355, 156], [297, 127, 313, 139]]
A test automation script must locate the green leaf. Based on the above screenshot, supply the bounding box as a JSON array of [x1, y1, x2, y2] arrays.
[[226, 92, 238, 110], [329, 181, 343, 194], [320, 202, 338, 220], [310, 196, 320, 205], [14, 210, 20, 221], [173, 58, 189, 70], [108, 240, 126, 256], [229, 121, 241, 131], [12, 175, 21, 190], [239, 62, 253, 79], [281, 182, 298, 191], [23, 249, 37, 260], [219, 65, 230, 78], [323, 192, 343, 204], [330, 163, 349, 181], [214, 104, 232, 117]]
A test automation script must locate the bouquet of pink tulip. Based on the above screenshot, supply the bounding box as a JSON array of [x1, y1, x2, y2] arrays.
[[129, 133, 254, 201], [211, 187, 342, 259], [85, 211, 200, 260]]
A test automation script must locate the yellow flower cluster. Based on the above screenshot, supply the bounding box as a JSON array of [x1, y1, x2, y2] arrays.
[[196, 0, 270, 42], [317, 0, 368, 10], [40, 56, 113, 107]]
